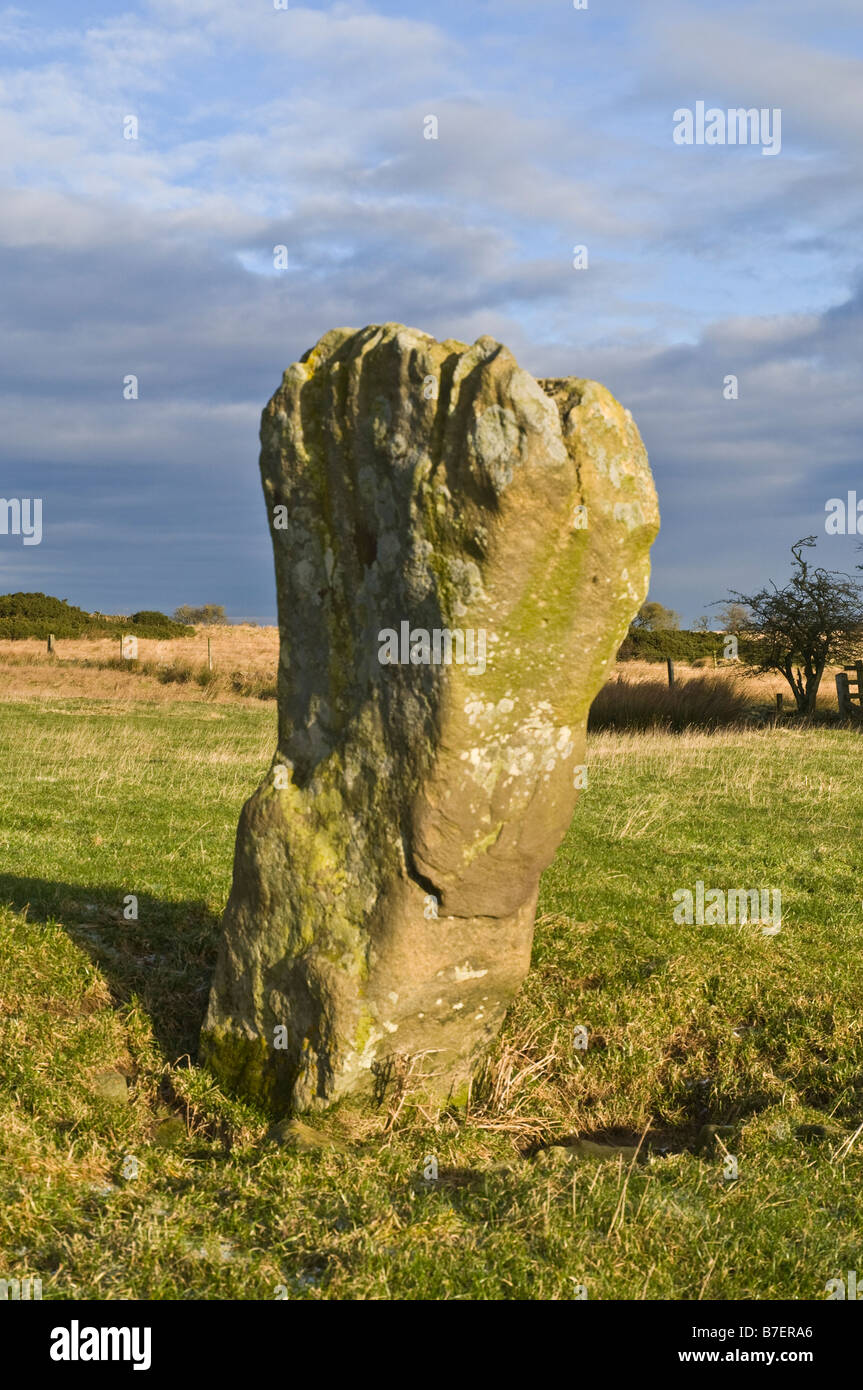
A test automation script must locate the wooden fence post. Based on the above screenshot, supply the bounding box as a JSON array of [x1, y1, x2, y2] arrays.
[[208, 637, 213, 672], [836, 671, 852, 718], [775, 693, 783, 714], [666, 658, 675, 688], [47, 633, 55, 654]]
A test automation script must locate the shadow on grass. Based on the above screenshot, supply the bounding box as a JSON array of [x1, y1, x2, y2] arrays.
[[0, 871, 222, 1062]]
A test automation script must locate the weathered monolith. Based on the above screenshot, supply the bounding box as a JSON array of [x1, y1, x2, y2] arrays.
[[201, 324, 658, 1113]]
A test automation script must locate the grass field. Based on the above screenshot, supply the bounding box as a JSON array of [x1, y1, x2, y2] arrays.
[[1, 682, 861, 1300]]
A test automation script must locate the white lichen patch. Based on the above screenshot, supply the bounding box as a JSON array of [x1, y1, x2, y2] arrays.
[[613, 501, 644, 530], [447, 556, 485, 616], [460, 702, 577, 798], [453, 963, 489, 982]]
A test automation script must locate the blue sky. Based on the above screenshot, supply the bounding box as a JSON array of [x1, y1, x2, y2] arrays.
[[1, 0, 861, 622]]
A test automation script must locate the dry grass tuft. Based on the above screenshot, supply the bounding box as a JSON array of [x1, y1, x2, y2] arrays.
[[468, 1025, 564, 1148], [589, 669, 752, 731]]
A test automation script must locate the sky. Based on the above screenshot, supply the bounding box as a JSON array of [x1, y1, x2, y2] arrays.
[[1, 0, 861, 623]]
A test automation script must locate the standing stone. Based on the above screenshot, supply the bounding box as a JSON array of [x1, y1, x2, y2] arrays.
[[201, 324, 658, 1113]]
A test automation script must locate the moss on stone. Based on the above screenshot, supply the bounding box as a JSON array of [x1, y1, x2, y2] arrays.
[[200, 1028, 292, 1112]]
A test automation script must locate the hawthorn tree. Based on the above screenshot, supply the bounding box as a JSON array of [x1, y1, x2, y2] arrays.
[[727, 537, 863, 714]]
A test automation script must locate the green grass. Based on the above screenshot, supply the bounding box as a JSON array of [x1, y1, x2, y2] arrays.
[[1, 700, 861, 1300]]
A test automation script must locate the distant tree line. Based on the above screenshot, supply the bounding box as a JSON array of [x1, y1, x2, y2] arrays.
[[630, 600, 749, 635], [618, 628, 761, 664], [619, 599, 758, 663], [0, 593, 230, 640], [0, 593, 189, 640]]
